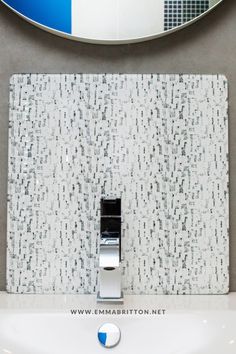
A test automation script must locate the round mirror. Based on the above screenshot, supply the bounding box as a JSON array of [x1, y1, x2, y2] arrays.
[[1, 0, 222, 44]]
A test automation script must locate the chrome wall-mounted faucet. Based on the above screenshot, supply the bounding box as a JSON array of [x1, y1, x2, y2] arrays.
[[97, 198, 123, 303]]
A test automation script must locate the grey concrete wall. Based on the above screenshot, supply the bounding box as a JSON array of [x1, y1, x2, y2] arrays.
[[0, 0, 235, 291]]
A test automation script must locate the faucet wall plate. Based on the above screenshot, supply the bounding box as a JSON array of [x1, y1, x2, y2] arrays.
[[97, 292, 124, 304]]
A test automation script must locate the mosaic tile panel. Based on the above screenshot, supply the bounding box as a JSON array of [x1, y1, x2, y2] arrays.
[[164, 0, 209, 31], [7, 74, 229, 294]]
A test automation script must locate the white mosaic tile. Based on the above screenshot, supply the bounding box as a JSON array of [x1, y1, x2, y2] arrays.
[[7, 74, 229, 294]]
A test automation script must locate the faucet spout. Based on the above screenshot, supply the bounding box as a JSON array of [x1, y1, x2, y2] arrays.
[[97, 199, 123, 303]]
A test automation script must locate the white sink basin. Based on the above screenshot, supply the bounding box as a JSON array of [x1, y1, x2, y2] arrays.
[[0, 292, 236, 354]]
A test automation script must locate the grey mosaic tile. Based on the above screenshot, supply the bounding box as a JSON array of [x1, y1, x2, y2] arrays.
[[7, 74, 229, 294], [164, 1, 210, 31]]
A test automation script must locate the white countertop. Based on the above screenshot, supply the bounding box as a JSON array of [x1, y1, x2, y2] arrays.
[[0, 292, 236, 312]]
